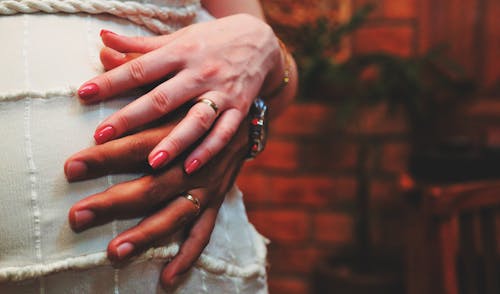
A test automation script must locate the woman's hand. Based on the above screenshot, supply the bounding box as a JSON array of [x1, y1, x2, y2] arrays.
[[77, 13, 283, 174], [65, 113, 250, 288]]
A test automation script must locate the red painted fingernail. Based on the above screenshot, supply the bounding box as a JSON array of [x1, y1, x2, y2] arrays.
[[116, 242, 134, 259], [73, 209, 95, 230], [65, 160, 87, 181], [185, 159, 200, 174], [78, 83, 99, 100], [100, 29, 117, 37], [149, 151, 169, 169], [94, 125, 116, 144]]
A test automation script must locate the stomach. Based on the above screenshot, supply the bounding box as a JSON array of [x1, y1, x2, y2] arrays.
[[0, 12, 153, 276], [0, 11, 268, 294]]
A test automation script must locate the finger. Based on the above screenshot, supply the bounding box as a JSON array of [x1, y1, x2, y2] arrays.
[[100, 46, 142, 71], [77, 44, 182, 103], [92, 69, 207, 144], [184, 108, 245, 174], [161, 197, 222, 287], [100, 29, 175, 53], [68, 170, 190, 232], [64, 124, 173, 181], [147, 92, 224, 169], [106, 190, 207, 263]]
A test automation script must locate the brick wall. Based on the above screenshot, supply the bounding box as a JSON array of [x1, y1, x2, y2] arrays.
[[238, 1, 418, 293]]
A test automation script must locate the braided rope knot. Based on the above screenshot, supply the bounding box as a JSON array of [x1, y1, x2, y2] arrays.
[[0, 0, 201, 34]]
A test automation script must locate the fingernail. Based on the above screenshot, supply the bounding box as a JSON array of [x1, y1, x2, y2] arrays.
[[73, 209, 95, 229], [94, 125, 115, 144], [116, 242, 134, 259], [185, 159, 200, 174], [100, 29, 117, 37], [149, 151, 169, 169], [78, 83, 99, 100], [65, 160, 87, 181]]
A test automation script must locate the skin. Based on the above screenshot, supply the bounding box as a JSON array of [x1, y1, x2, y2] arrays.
[[65, 0, 298, 289], [66, 112, 249, 287]]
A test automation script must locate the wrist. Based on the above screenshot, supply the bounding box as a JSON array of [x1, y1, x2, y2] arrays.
[[261, 36, 290, 100]]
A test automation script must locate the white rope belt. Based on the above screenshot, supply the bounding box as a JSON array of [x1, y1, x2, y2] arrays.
[[0, 243, 268, 283], [0, 87, 76, 102], [0, 0, 201, 34]]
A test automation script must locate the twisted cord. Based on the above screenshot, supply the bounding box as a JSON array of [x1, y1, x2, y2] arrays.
[[0, 241, 267, 283], [0, 0, 201, 34], [0, 87, 76, 102]]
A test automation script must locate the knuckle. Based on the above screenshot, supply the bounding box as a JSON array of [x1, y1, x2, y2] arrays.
[[218, 126, 235, 146], [114, 114, 130, 132], [91, 149, 111, 168], [126, 137, 151, 159], [128, 60, 147, 84], [199, 62, 220, 80], [201, 145, 215, 162], [189, 229, 210, 248], [177, 41, 199, 54], [150, 90, 171, 114], [191, 108, 213, 131], [132, 35, 147, 43], [101, 75, 114, 94], [191, 71, 207, 85], [167, 136, 183, 155], [134, 225, 154, 245], [132, 36, 148, 47], [167, 167, 187, 187], [141, 176, 164, 203]]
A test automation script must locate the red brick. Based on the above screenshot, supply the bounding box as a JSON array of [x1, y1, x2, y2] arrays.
[[355, 0, 384, 19], [380, 143, 410, 173], [268, 246, 323, 274], [383, 0, 416, 19], [464, 99, 500, 118], [301, 141, 358, 171], [496, 214, 500, 254], [272, 103, 335, 137], [244, 139, 298, 171], [273, 103, 409, 137], [314, 213, 353, 244], [370, 179, 402, 206], [236, 173, 271, 205], [344, 104, 409, 135], [267, 176, 357, 207], [354, 26, 414, 57], [371, 213, 406, 250], [248, 210, 310, 244], [268, 277, 309, 294]]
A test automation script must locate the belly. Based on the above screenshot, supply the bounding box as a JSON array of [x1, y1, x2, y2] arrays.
[[0, 11, 268, 293], [0, 13, 151, 271]]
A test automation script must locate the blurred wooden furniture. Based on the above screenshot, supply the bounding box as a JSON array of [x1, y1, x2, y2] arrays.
[[405, 180, 500, 294]]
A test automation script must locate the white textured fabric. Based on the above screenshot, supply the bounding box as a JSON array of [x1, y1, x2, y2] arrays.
[[0, 2, 268, 293]]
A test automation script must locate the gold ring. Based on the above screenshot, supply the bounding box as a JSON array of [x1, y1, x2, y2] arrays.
[[182, 193, 200, 215], [197, 98, 219, 115]]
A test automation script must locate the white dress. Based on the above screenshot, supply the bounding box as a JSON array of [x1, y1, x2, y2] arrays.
[[0, 0, 268, 293]]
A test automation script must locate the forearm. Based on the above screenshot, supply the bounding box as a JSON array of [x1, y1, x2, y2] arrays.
[[202, 0, 297, 120], [201, 0, 265, 20]]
